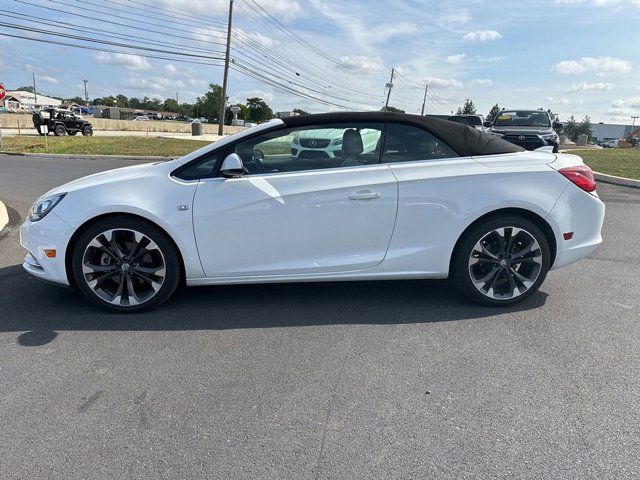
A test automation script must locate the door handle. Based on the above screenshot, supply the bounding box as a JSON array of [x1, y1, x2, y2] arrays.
[[349, 190, 380, 200]]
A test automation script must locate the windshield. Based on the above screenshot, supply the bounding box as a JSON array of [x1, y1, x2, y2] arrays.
[[494, 111, 550, 128], [447, 116, 482, 127]]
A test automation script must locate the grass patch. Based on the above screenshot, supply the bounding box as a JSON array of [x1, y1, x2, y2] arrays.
[[571, 148, 640, 180], [0, 136, 211, 157]]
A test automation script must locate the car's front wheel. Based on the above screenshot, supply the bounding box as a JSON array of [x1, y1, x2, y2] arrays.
[[82, 126, 93, 136], [71, 216, 181, 312], [452, 215, 551, 306]]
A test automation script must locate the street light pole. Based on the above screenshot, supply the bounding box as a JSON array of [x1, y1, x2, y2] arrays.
[[218, 0, 234, 136], [83, 79, 89, 106], [32, 72, 38, 105]]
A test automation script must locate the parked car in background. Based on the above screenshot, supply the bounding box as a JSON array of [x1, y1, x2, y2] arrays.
[[20, 112, 604, 312], [32, 108, 93, 136], [447, 114, 486, 131], [485, 109, 563, 153], [291, 127, 380, 160], [601, 139, 620, 148], [131, 115, 150, 121]]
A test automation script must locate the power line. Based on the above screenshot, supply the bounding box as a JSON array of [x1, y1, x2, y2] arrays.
[[239, 0, 387, 74]]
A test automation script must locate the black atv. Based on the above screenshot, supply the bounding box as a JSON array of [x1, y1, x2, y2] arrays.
[[32, 108, 93, 136]]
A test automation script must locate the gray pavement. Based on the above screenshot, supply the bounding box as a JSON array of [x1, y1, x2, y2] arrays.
[[0, 154, 639, 479]]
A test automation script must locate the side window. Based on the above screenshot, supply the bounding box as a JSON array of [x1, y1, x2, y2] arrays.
[[382, 123, 458, 163], [174, 153, 222, 180], [233, 123, 383, 175]]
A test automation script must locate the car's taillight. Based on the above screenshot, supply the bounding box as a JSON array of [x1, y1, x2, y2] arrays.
[[558, 165, 596, 193]]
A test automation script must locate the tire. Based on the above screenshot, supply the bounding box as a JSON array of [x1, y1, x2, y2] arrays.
[[451, 215, 551, 306], [82, 125, 93, 136], [54, 124, 66, 136], [71, 216, 181, 312]]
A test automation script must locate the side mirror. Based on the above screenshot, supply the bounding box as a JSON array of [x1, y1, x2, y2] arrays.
[[553, 122, 564, 131], [220, 153, 244, 178], [483, 121, 492, 128]]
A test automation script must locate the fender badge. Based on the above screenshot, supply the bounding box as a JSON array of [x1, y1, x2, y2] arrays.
[[177, 205, 189, 211]]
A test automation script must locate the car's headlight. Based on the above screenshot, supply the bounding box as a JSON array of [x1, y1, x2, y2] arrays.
[[29, 193, 66, 222], [331, 138, 343, 146], [292, 135, 299, 145], [541, 133, 558, 142]]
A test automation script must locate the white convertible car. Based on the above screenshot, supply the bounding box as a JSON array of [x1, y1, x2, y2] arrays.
[[21, 112, 605, 312]]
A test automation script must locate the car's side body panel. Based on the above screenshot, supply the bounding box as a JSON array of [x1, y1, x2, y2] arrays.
[[192, 164, 398, 277]]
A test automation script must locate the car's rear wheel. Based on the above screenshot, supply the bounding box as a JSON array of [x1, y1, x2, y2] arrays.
[[54, 124, 66, 136], [82, 126, 93, 136], [452, 215, 550, 306], [71, 217, 181, 312]]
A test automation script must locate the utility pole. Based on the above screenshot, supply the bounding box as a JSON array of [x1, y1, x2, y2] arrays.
[[218, 0, 234, 136], [420, 84, 429, 116], [384, 67, 395, 110], [32, 72, 38, 104], [83, 79, 89, 106], [176, 91, 179, 103], [632, 115, 639, 128]]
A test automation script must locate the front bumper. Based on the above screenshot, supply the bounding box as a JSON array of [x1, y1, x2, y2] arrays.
[[20, 212, 74, 286]]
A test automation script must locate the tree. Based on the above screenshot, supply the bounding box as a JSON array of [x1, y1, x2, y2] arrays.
[[547, 109, 559, 122], [293, 108, 310, 116], [129, 97, 143, 109], [245, 97, 273, 123], [65, 96, 85, 105], [380, 105, 405, 113], [16, 86, 35, 93], [577, 115, 593, 140], [487, 104, 501, 123], [563, 116, 578, 141], [456, 99, 477, 115], [116, 94, 129, 108], [163, 98, 179, 113], [195, 83, 224, 120]]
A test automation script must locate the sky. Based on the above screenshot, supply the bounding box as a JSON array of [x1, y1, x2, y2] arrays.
[[0, 0, 638, 124]]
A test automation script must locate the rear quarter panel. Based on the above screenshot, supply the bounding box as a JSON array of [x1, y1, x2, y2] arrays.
[[383, 154, 569, 277]]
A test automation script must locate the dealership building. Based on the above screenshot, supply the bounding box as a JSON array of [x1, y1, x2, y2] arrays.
[[1, 90, 62, 112], [591, 123, 637, 142]]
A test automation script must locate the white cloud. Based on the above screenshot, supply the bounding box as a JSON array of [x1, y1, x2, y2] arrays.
[[611, 97, 640, 109], [158, 0, 302, 19], [38, 75, 58, 85], [422, 76, 464, 89], [553, 60, 586, 75], [463, 30, 502, 42], [163, 64, 178, 76], [556, 0, 640, 7], [446, 53, 466, 64], [553, 56, 632, 76], [338, 55, 385, 71], [95, 52, 152, 71], [546, 96, 570, 105], [566, 82, 613, 92], [468, 78, 493, 87]]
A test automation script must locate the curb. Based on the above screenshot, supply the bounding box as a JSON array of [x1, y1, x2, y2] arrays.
[[594, 172, 640, 189], [0, 151, 172, 160], [0, 201, 8, 234]]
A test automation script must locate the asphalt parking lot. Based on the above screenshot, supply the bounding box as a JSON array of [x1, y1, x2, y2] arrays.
[[1, 153, 639, 479]]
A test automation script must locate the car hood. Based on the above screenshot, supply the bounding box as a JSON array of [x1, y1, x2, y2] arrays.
[[44, 161, 167, 196]]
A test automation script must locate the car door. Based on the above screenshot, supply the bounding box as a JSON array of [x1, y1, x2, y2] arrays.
[[190, 122, 398, 278]]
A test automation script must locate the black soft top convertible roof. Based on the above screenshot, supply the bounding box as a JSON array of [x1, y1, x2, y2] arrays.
[[281, 111, 524, 157]]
